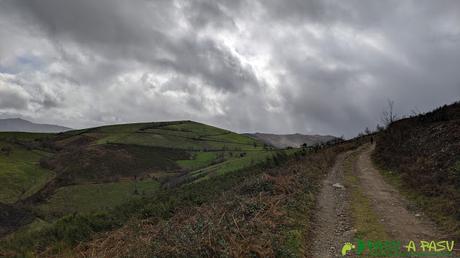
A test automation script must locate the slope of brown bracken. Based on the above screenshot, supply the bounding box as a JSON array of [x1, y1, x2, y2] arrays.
[[373, 101, 460, 240]]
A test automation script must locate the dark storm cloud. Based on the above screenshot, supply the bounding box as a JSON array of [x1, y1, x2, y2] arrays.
[[6, 0, 257, 93], [259, 0, 460, 135], [183, 0, 236, 29], [0, 0, 459, 136]]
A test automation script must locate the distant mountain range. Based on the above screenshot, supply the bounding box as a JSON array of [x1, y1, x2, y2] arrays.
[[245, 133, 337, 148], [0, 118, 71, 133]]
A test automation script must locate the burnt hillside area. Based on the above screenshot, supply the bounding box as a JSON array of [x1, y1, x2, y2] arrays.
[[373, 101, 460, 238]]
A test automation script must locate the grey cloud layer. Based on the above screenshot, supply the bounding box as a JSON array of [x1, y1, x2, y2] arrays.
[[0, 0, 459, 137]]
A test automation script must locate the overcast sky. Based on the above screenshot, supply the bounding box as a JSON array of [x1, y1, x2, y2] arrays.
[[0, 0, 459, 137]]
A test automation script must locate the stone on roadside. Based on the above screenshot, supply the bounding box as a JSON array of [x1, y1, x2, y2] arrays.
[[332, 183, 345, 189]]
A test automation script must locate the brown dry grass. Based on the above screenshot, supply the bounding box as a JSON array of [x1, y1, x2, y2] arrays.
[[373, 101, 460, 240], [70, 144, 354, 258]]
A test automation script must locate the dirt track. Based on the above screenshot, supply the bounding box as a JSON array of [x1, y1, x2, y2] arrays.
[[310, 144, 453, 258], [357, 144, 442, 241], [310, 151, 354, 258]]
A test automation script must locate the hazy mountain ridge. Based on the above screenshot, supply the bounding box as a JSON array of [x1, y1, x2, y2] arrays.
[[0, 118, 71, 133], [245, 132, 337, 148]]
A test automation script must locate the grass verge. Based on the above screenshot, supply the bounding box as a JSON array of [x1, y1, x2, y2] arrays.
[[343, 151, 389, 240], [375, 164, 460, 241]]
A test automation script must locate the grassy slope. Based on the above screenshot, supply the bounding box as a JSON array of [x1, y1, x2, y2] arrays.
[[93, 121, 263, 151], [1, 142, 356, 257], [189, 150, 279, 182], [37, 180, 160, 216], [63, 120, 267, 176], [41, 121, 266, 214], [0, 141, 54, 204], [177, 151, 218, 170], [65, 120, 270, 182], [37, 123, 262, 219], [0, 120, 275, 247]]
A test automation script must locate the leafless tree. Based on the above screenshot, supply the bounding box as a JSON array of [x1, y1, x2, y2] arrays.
[[364, 127, 371, 135], [381, 99, 398, 126], [376, 123, 384, 132], [410, 106, 422, 117]]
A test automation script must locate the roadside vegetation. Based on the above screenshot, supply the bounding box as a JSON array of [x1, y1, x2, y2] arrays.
[[0, 136, 355, 257], [1, 120, 346, 257], [2, 99, 459, 257], [372, 101, 460, 241], [343, 149, 388, 240]]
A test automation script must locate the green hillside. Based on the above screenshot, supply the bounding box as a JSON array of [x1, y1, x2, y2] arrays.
[[49, 120, 271, 184], [37, 179, 160, 216], [0, 137, 352, 257], [85, 120, 263, 151], [0, 137, 55, 204], [0, 120, 282, 246]]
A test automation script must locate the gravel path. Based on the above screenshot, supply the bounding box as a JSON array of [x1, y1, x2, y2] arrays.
[[309, 144, 455, 257], [310, 151, 354, 258], [356, 144, 443, 242]]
